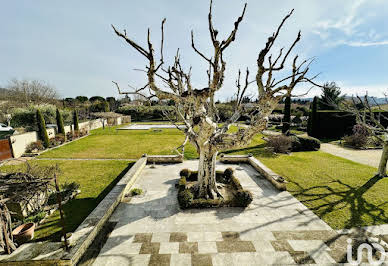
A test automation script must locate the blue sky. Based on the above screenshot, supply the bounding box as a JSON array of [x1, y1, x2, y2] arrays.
[[1, 0, 388, 100]]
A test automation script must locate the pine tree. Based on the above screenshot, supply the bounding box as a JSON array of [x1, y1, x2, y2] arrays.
[[73, 109, 79, 131], [319, 82, 345, 110], [36, 109, 49, 148], [282, 96, 291, 134]]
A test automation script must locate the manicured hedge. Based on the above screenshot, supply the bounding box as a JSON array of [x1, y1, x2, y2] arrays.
[[310, 111, 388, 139], [117, 105, 176, 121]]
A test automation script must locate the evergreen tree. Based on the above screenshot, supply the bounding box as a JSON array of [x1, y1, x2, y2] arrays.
[[73, 109, 79, 131], [36, 109, 49, 148], [307, 96, 318, 137], [56, 109, 66, 139], [319, 82, 345, 110], [282, 96, 291, 134]]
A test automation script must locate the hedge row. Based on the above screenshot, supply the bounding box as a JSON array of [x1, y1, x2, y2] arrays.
[[309, 111, 388, 139], [11, 105, 73, 129], [116, 104, 243, 122]]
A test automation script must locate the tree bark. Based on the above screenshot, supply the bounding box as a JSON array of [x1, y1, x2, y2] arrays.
[[197, 149, 220, 199], [378, 141, 388, 177]]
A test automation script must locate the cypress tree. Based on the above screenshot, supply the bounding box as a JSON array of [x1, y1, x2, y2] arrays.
[[307, 96, 318, 137], [56, 109, 65, 136], [36, 109, 49, 148], [282, 96, 291, 134], [73, 109, 79, 131]]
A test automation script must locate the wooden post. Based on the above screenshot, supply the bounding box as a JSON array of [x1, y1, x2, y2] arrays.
[[54, 173, 69, 251]]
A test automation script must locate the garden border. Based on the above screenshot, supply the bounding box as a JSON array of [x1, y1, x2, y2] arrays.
[[220, 154, 287, 191]]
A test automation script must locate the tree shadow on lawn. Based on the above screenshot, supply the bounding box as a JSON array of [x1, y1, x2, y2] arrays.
[[289, 174, 388, 229], [223, 143, 276, 158], [34, 162, 135, 242]]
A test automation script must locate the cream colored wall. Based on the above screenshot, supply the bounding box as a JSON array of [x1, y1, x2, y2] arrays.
[[10, 118, 110, 158]]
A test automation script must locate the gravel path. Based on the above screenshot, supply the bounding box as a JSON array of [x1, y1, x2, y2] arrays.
[[320, 143, 381, 168]]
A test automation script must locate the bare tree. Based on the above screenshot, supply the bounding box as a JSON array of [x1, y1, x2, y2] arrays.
[[343, 95, 388, 177], [5, 78, 58, 105], [112, 1, 320, 199]]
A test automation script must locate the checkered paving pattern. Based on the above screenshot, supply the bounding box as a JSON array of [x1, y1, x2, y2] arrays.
[[95, 230, 375, 265]]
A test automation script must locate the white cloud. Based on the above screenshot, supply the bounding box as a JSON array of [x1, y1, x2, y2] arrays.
[[314, 0, 388, 48]]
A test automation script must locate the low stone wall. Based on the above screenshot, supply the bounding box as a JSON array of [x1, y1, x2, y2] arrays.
[[9, 131, 38, 158], [147, 155, 183, 164], [9, 119, 108, 158], [220, 155, 286, 191]]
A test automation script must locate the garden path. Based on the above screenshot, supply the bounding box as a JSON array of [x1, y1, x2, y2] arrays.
[[321, 143, 381, 168], [92, 161, 380, 265]]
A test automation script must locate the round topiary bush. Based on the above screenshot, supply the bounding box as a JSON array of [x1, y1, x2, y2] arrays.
[[178, 189, 193, 209], [179, 169, 191, 178], [224, 168, 234, 180], [234, 189, 253, 207]]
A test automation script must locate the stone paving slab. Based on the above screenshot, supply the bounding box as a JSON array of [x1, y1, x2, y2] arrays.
[[92, 161, 384, 265]]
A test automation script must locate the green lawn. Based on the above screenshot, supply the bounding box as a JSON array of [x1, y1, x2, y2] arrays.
[[3, 122, 386, 236], [39, 125, 198, 160], [259, 152, 385, 229], [0, 160, 133, 241]]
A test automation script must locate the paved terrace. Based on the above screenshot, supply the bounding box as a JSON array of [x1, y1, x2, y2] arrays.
[[92, 161, 377, 265]]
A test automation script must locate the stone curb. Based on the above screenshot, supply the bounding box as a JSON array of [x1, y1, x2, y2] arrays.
[[220, 155, 286, 191], [146, 155, 183, 164]]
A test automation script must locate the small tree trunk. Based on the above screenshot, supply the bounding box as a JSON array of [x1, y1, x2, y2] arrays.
[[377, 141, 388, 177], [197, 149, 221, 199]]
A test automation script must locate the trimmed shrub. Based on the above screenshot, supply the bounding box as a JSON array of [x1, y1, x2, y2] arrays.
[[36, 109, 49, 148], [234, 189, 253, 207], [73, 110, 79, 131], [11, 105, 72, 130], [179, 169, 191, 178], [290, 135, 320, 151], [178, 189, 194, 209], [266, 135, 292, 153], [282, 96, 291, 133], [130, 188, 143, 196], [307, 96, 318, 137], [56, 109, 65, 136], [117, 105, 176, 121]]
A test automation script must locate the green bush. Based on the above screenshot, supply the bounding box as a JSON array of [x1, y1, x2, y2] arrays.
[[233, 189, 253, 207], [73, 109, 79, 131], [178, 189, 194, 209], [179, 169, 191, 178], [290, 135, 320, 151], [117, 105, 176, 121], [36, 109, 49, 148], [90, 101, 110, 113], [56, 109, 65, 136], [11, 105, 72, 129], [130, 188, 143, 196], [282, 96, 291, 133], [307, 96, 318, 137], [25, 140, 44, 153]]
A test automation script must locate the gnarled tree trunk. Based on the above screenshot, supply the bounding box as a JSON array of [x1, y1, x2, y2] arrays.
[[378, 141, 388, 177], [197, 148, 219, 199]]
